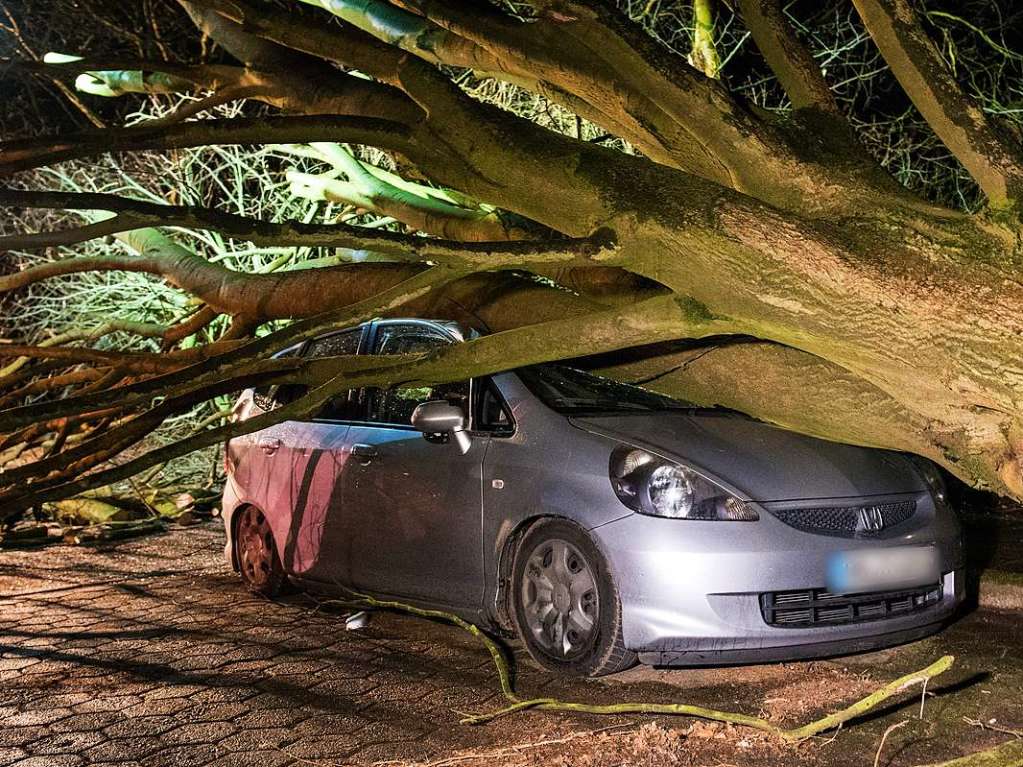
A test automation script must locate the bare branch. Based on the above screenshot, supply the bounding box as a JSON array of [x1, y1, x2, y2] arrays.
[[853, 0, 1023, 214], [0, 115, 414, 176], [291, 0, 507, 72], [0, 344, 188, 372], [737, 0, 839, 113], [182, 0, 408, 85], [0, 189, 618, 268], [689, 0, 722, 79], [10, 55, 243, 90], [16, 54, 421, 124]]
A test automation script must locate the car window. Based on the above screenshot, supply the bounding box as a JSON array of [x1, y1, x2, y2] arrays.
[[304, 329, 364, 421], [305, 329, 362, 358], [373, 323, 451, 356], [367, 323, 469, 426], [476, 379, 513, 434], [252, 342, 303, 411]]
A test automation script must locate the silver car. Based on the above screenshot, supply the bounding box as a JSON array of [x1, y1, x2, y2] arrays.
[[222, 318, 964, 676]]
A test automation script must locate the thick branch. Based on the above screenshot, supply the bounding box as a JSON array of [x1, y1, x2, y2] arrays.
[[853, 0, 1023, 213], [0, 242, 421, 321], [403, 0, 912, 216], [292, 0, 506, 73], [737, 0, 838, 113], [0, 115, 413, 177], [182, 0, 410, 85], [24, 54, 422, 124], [0, 189, 616, 266]]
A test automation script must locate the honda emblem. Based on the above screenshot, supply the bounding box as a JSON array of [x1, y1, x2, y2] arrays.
[[858, 505, 885, 532]]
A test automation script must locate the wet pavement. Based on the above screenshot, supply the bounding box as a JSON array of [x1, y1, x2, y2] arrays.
[[1, 522, 1021, 767]]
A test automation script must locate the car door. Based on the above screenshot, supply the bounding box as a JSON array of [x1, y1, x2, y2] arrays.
[[255, 327, 366, 584], [342, 321, 488, 608]]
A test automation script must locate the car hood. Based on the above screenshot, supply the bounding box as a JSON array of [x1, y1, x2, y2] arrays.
[[569, 411, 924, 502]]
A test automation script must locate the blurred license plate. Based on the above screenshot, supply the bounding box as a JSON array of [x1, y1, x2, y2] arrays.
[[827, 546, 939, 594]]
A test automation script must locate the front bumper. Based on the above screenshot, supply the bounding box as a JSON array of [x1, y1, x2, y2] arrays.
[[590, 492, 964, 665], [638, 618, 952, 666]]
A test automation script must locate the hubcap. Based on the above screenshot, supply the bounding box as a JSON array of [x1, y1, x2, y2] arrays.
[[237, 508, 274, 588], [520, 538, 598, 659]]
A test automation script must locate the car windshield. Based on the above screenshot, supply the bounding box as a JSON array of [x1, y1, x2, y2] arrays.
[[516, 363, 698, 414]]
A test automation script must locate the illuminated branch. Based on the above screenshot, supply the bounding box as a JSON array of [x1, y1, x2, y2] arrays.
[[853, 0, 1023, 214], [0, 115, 414, 176], [737, 0, 839, 113]]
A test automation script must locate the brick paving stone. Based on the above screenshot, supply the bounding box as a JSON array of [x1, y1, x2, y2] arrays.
[[145, 743, 219, 767], [234, 707, 310, 730], [217, 727, 297, 753], [157, 721, 237, 746], [26, 731, 108, 756], [101, 715, 180, 738], [185, 702, 249, 722], [0, 728, 49, 749], [5, 708, 72, 726], [213, 749, 293, 767], [10, 757, 85, 767], [83, 736, 164, 763], [280, 734, 362, 760], [72, 695, 143, 714], [49, 713, 122, 734]]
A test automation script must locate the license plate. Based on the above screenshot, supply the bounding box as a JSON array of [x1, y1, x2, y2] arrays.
[[826, 546, 939, 594]]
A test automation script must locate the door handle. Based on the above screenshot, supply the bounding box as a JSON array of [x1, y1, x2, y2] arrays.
[[351, 443, 378, 463], [258, 438, 281, 456]]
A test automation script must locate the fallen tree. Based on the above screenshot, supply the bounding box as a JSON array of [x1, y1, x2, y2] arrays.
[[2, 0, 1023, 517]]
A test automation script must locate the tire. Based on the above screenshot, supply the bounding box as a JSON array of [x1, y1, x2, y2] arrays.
[[510, 519, 636, 677], [234, 506, 287, 597]]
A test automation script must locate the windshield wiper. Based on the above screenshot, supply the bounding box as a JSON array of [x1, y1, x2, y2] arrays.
[[552, 398, 654, 412]]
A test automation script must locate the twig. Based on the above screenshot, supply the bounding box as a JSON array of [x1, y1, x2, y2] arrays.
[[874, 719, 909, 767], [371, 723, 637, 767], [962, 716, 1023, 738]]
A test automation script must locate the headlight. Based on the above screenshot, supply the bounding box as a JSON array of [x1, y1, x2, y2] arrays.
[[910, 456, 949, 506], [609, 446, 758, 521]]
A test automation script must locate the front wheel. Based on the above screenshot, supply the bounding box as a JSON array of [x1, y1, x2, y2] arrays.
[[511, 519, 636, 677], [234, 506, 286, 596]]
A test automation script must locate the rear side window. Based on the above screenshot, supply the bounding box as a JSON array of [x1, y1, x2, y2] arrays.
[[252, 342, 303, 411], [305, 330, 361, 358], [305, 329, 364, 421], [367, 323, 469, 426], [252, 330, 363, 417]]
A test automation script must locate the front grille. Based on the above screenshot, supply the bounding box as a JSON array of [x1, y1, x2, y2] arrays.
[[769, 500, 916, 537], [761, 584, 942, 628]]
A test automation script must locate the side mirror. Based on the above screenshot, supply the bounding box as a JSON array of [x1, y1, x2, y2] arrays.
[[411, 400, 471, 454]]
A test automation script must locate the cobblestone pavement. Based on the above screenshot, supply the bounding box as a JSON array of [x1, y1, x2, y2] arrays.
[[2, 523, 1022, 767]]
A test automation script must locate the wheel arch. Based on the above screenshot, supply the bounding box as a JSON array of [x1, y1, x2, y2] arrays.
[[493, 513, 603, 632], [228, 501, 274, 572], [493, 515, 551, 631]]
